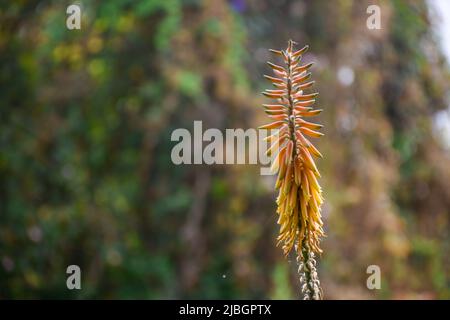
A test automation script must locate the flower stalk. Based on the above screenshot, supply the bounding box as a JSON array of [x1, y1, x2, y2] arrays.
[[260, 40, 325, 300]]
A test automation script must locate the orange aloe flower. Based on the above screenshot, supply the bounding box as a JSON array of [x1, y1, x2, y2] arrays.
[[260, 40, 324, 299]]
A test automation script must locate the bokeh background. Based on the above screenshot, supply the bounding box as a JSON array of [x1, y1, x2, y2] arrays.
[[1, 0, 449, 299]]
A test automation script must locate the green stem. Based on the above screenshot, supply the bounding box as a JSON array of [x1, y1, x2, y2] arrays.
[[296, 237, 322, 300]]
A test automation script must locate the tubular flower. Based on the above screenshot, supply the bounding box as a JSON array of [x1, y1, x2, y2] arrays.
[[260, 40, 324, 299]]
